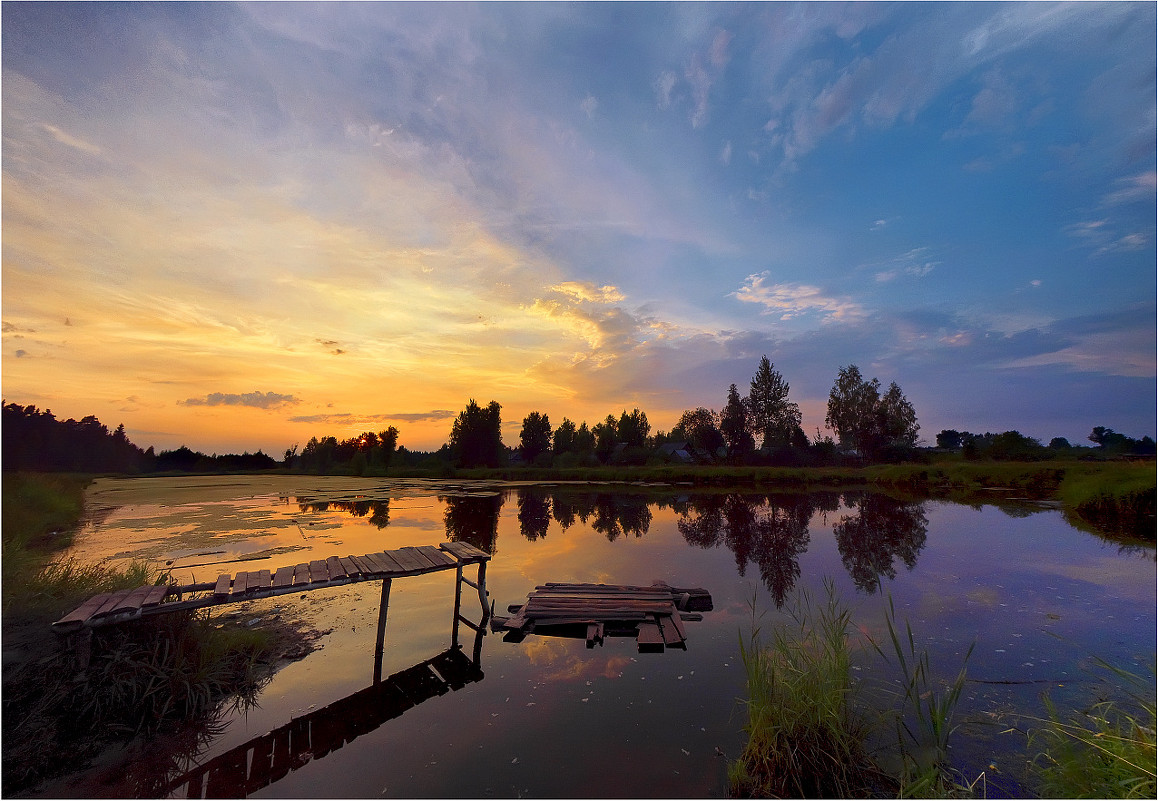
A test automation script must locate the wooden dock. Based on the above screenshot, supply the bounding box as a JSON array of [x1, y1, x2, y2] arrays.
[[491, 582, 712, 652], [52, 541, 491, 632]]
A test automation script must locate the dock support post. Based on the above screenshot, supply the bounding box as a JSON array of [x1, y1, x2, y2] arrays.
[[373, 578, 392, 684], [475, 560, 489, 619], [451, 565, 463, 650]]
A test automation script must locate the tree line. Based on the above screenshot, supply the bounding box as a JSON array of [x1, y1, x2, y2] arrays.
[[442, 357, 921, 468], [935, 426, 1156, 460], [2, 402, 279, 474]]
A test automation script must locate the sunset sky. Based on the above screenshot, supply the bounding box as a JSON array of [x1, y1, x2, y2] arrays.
[[3, 2, 1154, 455]]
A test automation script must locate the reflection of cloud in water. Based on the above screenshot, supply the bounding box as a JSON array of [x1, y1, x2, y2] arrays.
[[518, 638, 632, 681]]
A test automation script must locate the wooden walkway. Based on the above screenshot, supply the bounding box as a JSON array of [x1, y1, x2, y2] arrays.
[[52, 541, 491, 632], [492, 582, 712, 652]]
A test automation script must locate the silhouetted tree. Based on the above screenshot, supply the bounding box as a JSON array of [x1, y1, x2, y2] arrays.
[[826, 365, 919, 459], [552, 418, 577, 454], [449, 399, 504, 468], [936, 429, 963, 450], [616, 409, 650, 447], [748, 356, 801, 449], [673, 407, 725, 454], [519, 411, 552, 464], [720, 383, 755, 459]]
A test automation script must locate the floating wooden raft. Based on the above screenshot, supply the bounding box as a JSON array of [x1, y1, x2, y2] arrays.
[[53, 541, 490, 632], [491, 582, 712, 652]]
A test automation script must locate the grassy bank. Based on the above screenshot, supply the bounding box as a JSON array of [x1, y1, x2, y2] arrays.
[[1, 472, 298, 795]]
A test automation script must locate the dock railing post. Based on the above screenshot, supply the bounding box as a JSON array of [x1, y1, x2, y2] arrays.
[[373, 578, 392, 684]]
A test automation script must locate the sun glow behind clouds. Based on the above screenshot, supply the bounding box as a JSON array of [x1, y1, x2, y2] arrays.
[[2, 3, 1154, 452]]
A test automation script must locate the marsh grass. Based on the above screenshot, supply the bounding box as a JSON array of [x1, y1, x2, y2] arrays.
[[729, 582, 974, 798], [1029, 660, 1156, 799], [865, 595, 975, 797], [2, 610, 278, 795], [728, 580, 892, 798]]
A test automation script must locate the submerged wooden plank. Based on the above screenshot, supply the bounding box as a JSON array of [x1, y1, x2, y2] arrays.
[[325, 556, 345, 580], [657, 615, 684, 647], [214, 574, 232, 599], [273, 566, 294, 589]]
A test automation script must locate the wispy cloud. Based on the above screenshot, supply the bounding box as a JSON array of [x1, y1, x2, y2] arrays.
[[180, 391, 300, 409], [732, 273, 864, 322]]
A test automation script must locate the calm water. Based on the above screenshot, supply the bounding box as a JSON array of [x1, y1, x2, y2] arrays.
[[39, 476, 1156, 798]]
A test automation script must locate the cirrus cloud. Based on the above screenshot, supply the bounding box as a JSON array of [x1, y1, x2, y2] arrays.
[[732, 273, 864, 322]]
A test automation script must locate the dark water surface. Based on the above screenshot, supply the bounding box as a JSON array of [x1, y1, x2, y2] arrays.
[[41, 476, 1155, 798]]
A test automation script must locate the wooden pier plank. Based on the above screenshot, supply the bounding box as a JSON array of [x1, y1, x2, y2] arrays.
[[636, 621, 665, 651], [374, 550, 408, 573], [349, 555, 379, 576], [232, 572, 250, 597], [440, 541, 489, 562], [250, 569, 272, 591], [325, 556, 346, 580], [414, 545, 457, 569], [292, 563, 311, 585], [55, 592, 113, 626], [384, 548, 425, 573], [308, 560, 329, 584], [273, 566, 294, 589], [338, 556, 361, 577], [359, 552, 396, 575], [141, 584, 170, 607], [91, 589, 137, 618], [214, 574, 232, 598]]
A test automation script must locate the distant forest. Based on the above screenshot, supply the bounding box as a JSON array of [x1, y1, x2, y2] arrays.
[[3, 357, 1154, 476]]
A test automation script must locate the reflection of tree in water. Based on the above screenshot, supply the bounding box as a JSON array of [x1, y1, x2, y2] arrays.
[[296, 498, 391, 528], [517, 490, 551, 541], [520, 490, 652, 542], [833, 494, 928, 592], [442, 493, 502, 554], [678, 493, 815, 607]]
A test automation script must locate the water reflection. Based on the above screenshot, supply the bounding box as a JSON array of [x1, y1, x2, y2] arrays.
[[678, 493, 833, 607], [442, 492, 502, 554], [834, 493, 928, 592], [296, 498, 392, 528], [516, 489, 655, 542], [168, 627, 485, 799]]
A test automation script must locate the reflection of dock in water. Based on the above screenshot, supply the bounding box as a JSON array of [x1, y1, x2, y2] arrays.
[[170, 623, 485, 798]]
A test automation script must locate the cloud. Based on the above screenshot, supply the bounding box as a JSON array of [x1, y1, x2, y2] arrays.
[[1102, 172, 1156, 206], [654, 71, 677, 109], [289, 410, 456, 425], [40, 123, 103, 156], [546, 282, 624, 304], [179, 391, 301, 409], [719, 140, 732, 166], [732, 273, 864, 322], [580, 94, 598, 119]]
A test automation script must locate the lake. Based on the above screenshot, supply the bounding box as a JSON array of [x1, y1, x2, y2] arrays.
[[39, 475, 1156, 798]]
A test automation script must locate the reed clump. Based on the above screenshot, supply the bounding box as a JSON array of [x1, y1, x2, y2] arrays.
[[728, 581, 891, 798], [729, 582, 973, 798]]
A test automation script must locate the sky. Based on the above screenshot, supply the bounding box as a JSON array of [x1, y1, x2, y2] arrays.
[[3, 2, 1155, 455]]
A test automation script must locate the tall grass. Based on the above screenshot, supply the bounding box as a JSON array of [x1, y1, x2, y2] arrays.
[[866, 595, 975, 797], [1030, 660, 1156, 799], [729, 582, 973, 798], [728, 581, 890, 798], [2, 611, 278, 795]]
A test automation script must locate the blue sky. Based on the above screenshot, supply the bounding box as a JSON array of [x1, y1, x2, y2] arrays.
[[3, 2, 1154, 452]]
